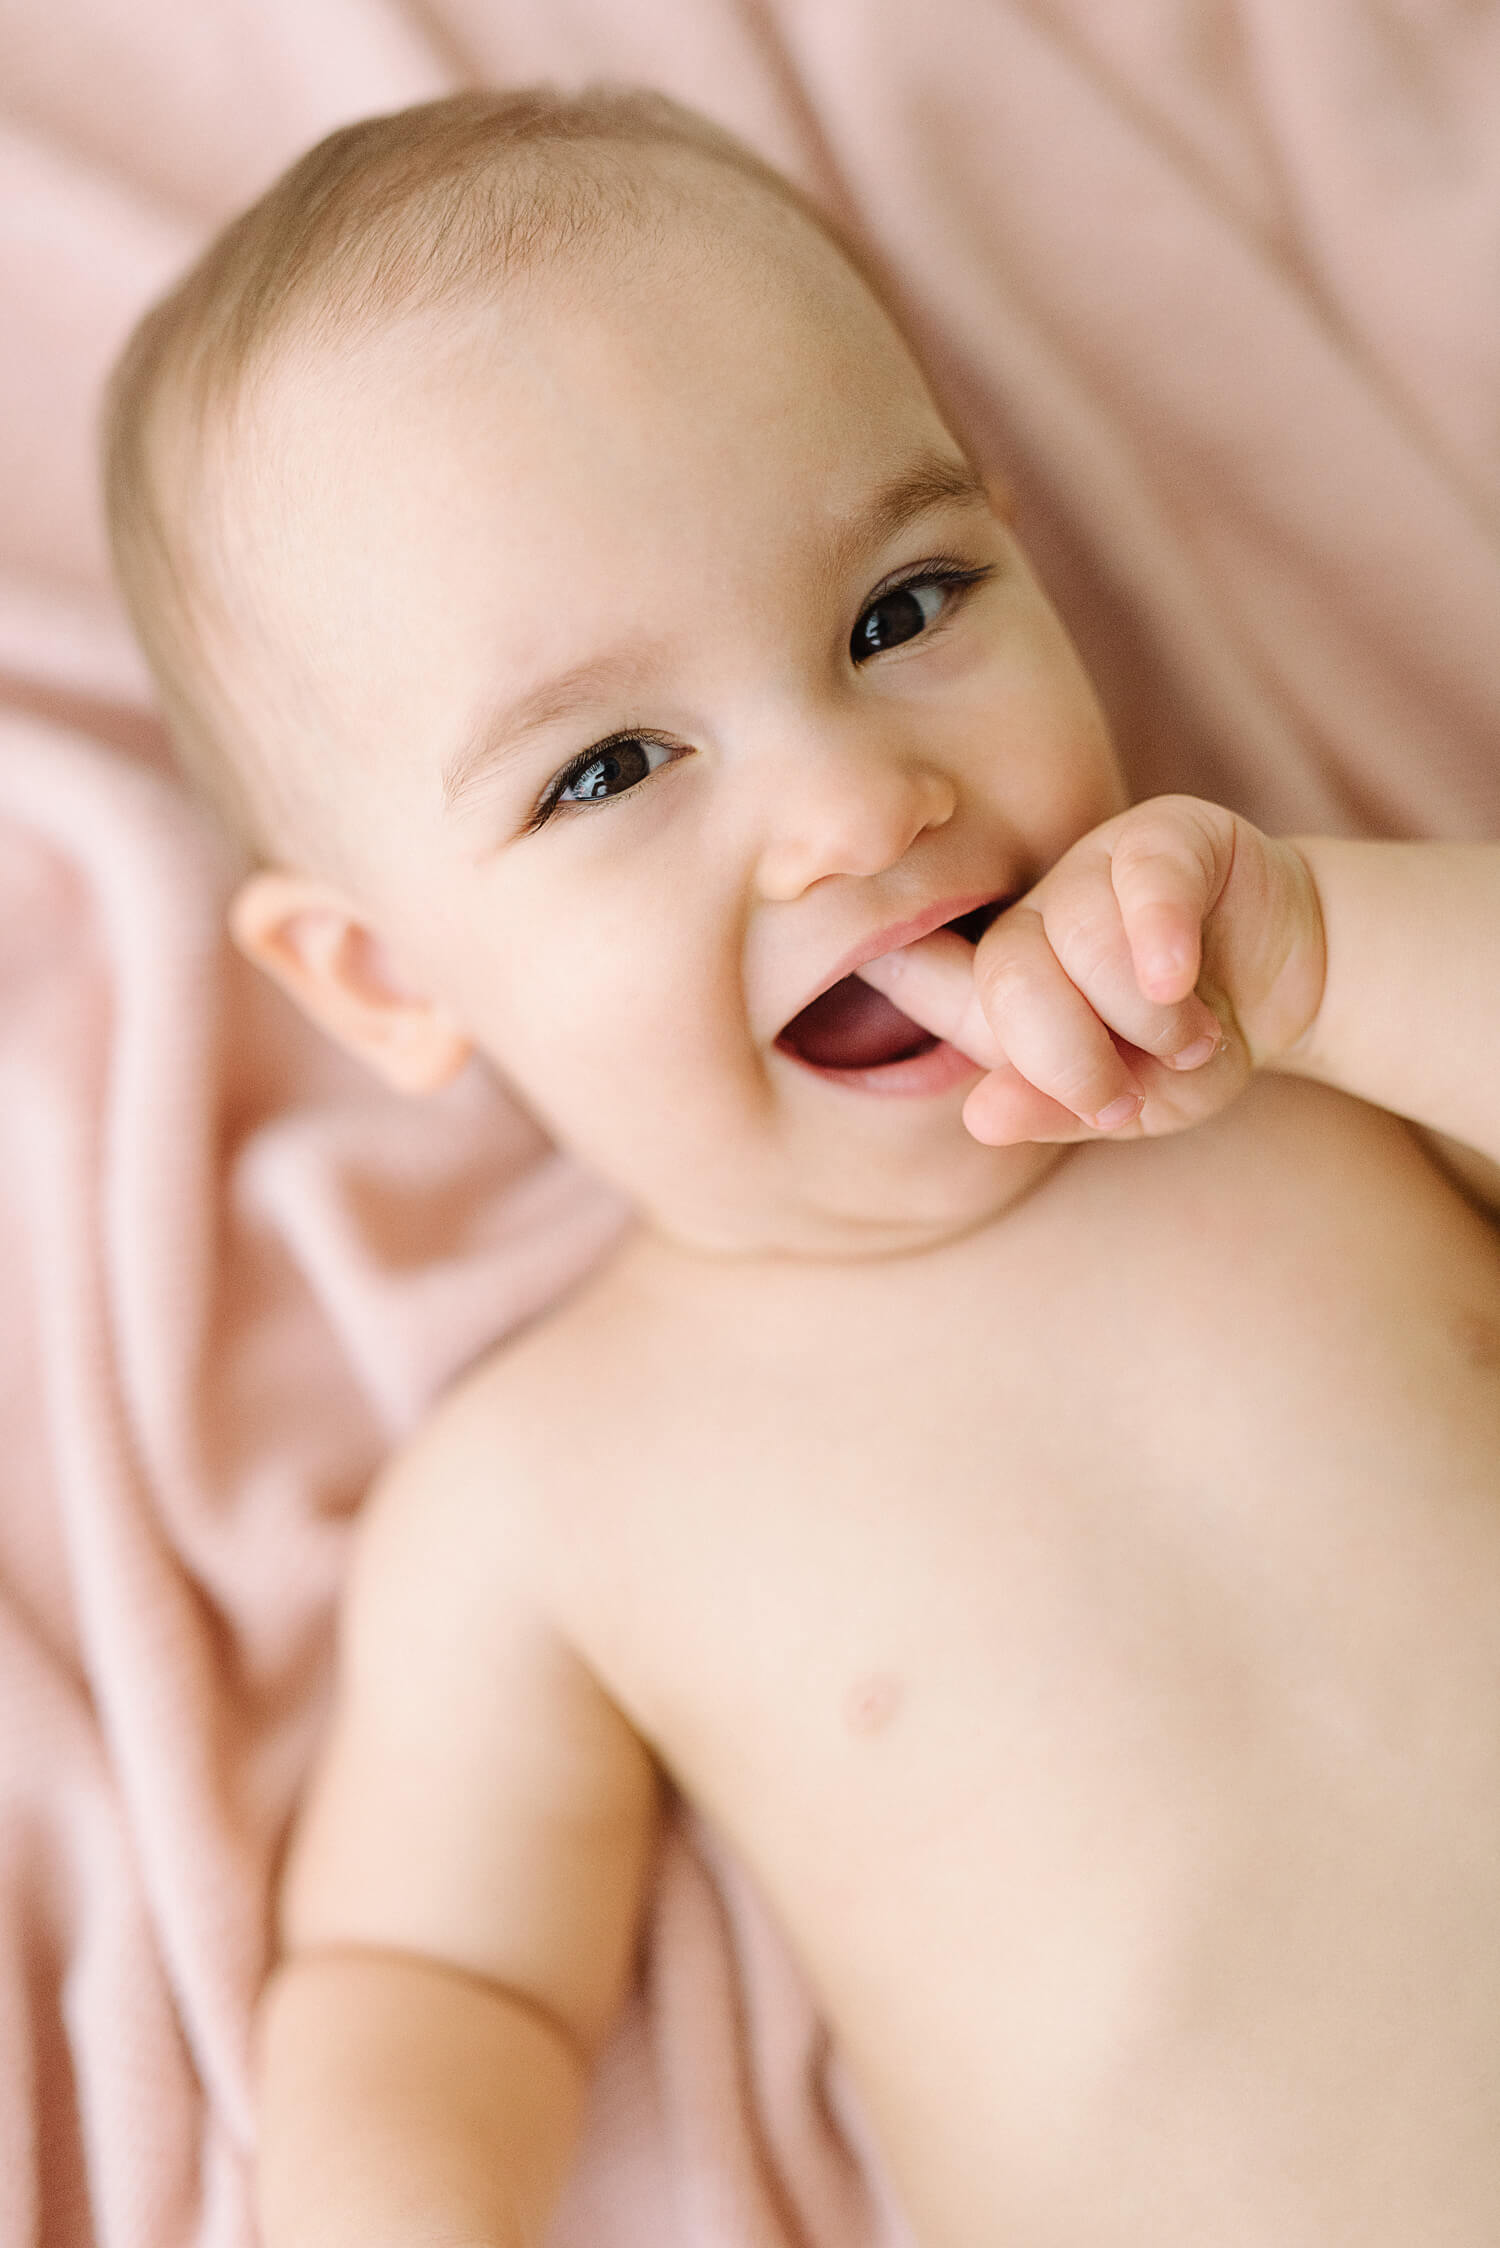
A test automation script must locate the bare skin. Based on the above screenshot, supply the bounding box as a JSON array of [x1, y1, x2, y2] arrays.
[[164, 146, 1500, 2246], [268, 1076, 1500, 2247]]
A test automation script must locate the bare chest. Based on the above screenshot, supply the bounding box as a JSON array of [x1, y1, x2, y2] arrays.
[[540, 1085, 1500, 2237], [561, 1089, 1500, 1806]]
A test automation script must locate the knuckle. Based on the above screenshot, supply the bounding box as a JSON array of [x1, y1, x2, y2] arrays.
[[1051, 1054, 1119, 1112], [1112, 798, 1213, 878], [974, 923, 1048, 1015], [1055, 899, 1125, 983]]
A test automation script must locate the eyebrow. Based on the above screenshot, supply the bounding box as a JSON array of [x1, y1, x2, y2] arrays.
[[441, 444, 991, 814], [819, 447, 991, 595]]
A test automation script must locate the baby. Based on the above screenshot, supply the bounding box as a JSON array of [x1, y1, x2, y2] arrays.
[[104, 87, 1500, 2247]]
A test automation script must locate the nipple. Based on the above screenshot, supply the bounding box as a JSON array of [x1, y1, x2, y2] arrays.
[[842, 1669, 904, 1738]]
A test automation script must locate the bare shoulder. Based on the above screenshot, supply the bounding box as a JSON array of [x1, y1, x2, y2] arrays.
[[351, 1319, 570, 1606], [347, 1238, 652, 1602]]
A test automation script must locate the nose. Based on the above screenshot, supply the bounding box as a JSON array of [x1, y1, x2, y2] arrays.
[[752, 728, 957, 902]]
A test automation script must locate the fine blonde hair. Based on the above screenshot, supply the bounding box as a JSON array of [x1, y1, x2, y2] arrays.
[[101, 87, 864, 858]]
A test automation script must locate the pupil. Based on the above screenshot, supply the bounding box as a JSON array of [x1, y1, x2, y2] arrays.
[[855, 587, 925, 659], [577, 741, 649, 799]]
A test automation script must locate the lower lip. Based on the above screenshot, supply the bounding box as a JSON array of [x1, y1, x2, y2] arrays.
[[782, 1038, 982, 1098]]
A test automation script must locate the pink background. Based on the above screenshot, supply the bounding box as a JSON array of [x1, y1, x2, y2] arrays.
[[3, 5, 1499, 2242]]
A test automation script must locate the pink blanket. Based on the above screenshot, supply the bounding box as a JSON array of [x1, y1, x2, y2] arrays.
[[4, 5, 1499, 2242]]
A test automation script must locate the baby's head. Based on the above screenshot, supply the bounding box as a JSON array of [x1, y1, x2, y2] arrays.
[[105, 88, 1124, 1259]]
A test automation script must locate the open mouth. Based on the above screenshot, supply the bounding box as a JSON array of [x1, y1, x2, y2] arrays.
[[776, 898, 1004, 1073]]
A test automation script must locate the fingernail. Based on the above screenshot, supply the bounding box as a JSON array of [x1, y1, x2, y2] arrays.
[[1094, 1093, 1142, 1131], [1167, 1032, 1219, 1071]]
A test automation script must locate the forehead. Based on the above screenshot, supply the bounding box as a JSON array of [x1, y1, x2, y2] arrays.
[[221, 189, 961, 847], [267, 194, 938, 533]]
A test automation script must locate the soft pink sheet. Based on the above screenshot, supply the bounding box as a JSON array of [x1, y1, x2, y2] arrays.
[[3, 5, 1499, 2243]]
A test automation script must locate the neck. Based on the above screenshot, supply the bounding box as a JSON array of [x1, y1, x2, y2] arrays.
[[616, 1141, 1075, 1296]]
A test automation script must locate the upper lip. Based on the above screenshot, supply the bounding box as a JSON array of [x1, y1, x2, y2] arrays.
[[775, 889, 1001, 1042]]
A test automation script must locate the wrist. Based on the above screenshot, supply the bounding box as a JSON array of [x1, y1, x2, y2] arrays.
[[1236, 834, 1330, 1077]]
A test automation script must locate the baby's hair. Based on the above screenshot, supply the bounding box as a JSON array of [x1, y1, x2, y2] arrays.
[[101, 86, 864, 859]]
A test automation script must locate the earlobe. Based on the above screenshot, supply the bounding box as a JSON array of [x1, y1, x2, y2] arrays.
[[228, 870, 473, 1094]]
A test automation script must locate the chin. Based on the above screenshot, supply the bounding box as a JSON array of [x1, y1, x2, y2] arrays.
[[805, 1136, 1056, 1258]]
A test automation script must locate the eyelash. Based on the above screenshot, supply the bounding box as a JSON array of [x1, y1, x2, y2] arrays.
[[526, 556, 995, 831], [869, 557, 995, 609], [525, 730, 683, 834]]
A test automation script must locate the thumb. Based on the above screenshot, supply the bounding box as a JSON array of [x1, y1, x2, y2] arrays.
[[855, 929, 1006, 1069]]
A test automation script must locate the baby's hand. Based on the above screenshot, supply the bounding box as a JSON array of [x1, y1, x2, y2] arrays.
[[859, 796, 1326, 1146]]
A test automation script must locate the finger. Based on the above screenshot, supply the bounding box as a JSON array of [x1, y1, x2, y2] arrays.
[[971, 907, 1145, 1131], [855, 930, 1006, 1068], [1107, 814, 1217, 1005], [960, 1065, 1102, 1146], [967, 1024, 1246, 1148], [1038, 888, 1221, 1069]]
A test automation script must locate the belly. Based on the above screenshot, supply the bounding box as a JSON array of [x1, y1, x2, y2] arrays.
[[674, 1456, 1500, 2245], [795, 1543, 1500, 2246]]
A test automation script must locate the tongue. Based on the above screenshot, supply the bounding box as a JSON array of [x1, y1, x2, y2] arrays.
[[778, 975, 938, 1069]]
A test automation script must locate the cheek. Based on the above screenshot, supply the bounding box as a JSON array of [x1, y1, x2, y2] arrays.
[[491, 984, 767, 1198], [458, 910, 747, 1112], [956, 695, 1121, 857], [1003, 649, 1124, 836], [352, 854, 733, 1139]]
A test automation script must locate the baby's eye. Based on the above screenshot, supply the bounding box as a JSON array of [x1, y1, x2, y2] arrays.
[[850, 565, 990, 665], [537, 733, 678, 824]]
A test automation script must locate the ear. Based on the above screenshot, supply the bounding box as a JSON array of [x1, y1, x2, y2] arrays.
[[228, 869, 473, 1094]]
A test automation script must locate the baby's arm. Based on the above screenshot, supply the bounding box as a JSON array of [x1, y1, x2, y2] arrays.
[[256, 1388, 660, 2248], [860, 797, 1500, 1185], [1278, 837, 1500, 1189]]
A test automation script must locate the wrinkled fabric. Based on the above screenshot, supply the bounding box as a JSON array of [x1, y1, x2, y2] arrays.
[[2, 5, 1498, 2243]]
